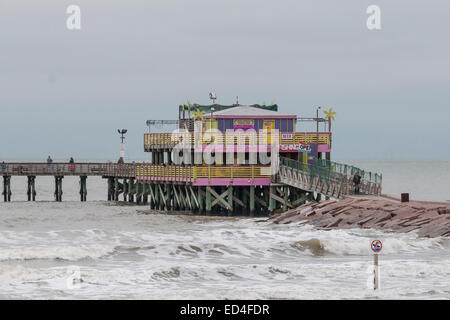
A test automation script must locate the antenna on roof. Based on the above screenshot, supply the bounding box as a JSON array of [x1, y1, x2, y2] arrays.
[[209, 92, 217, 104], [236, 96, 239, 105]]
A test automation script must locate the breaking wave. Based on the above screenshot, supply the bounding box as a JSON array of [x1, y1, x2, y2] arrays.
[[0, 244, 115, 261], [291, 239, 325, 256]]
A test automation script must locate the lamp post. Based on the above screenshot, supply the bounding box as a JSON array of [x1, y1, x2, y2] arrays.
[[209, 92, 217, 131], [118, 129, 127, 163], [210, 107, 215, 131], [316, 107, 321, 159]]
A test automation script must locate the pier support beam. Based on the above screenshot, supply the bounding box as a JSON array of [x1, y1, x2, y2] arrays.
[[249, 185, 255, 216], [143, 183, 149, 204], [189, 186, 199, 213], [227, 186, 233, 216], [154, 183, 161, 210], [163, 184, 169, 210], [197, 186, 204, 214], [123, 179, 128, 202], [2, 176, 11, 202], [128, 178, 135, 203], [178, 185, 187, 211], [262, 187, 268, 215], [205, 186, 212, 214], [27, 176, 36, 201], [283, 186, 289, 212], [157, 184, 164, 210], [54, 176, 63, 202], [269, 186, 276, 213], [114, 178, 120, 201], [107, 177, 114, 201], [137, 182, 145, 204], [149, 183, 155, 209], [80, 176, 87, 201], [172, 185, 180, 210], [167, 184, 173, 211]]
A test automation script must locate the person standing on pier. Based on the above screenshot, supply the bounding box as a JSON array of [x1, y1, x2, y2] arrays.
[[1, 161, 6, 173], [69, 157, 75, 172], [353, 172, 361, 194], [47, 156, 53, 172]]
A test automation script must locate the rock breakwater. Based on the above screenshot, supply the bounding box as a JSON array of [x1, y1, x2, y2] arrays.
[[271, 196, 450, 238]]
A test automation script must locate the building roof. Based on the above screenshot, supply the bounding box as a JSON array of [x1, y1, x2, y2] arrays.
[[180, 103, 278, 114], [203, 106, 296, 119]]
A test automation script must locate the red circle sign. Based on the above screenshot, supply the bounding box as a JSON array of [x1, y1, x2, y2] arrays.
[[371, 240, 382, 253]]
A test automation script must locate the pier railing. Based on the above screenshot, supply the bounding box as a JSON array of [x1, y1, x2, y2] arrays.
[[135, 164, 271, 183], [144, 132, 331, 150], [1, 162, 271, 182], [279, 157, 382, 198], [0, 163, 136, 177], [312, 159, 382, 185]]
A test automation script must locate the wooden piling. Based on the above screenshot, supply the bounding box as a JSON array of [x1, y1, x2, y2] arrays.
[[154, 183, 160, 210], [136, 182, 141, 204], [269, 186, 276, 212], [123, 178, 128, 201], [205, 186, 211, 214], [165, 184, 171, 210], [27, 176, 36, 201], [149, 183, 155, 209], [197, 186, 204, 214], [249, 185, 255, 216], [114, 177, 119, 201], [54, 176, 63, 202], [128, 178, 135, 203], [32, 176, 36, 201], [3, 176, 11, 202], [80, 176, 87, 201], [142, 183, 148, 204], [227, 186, 233, 216], [107, 177, 115, 201]]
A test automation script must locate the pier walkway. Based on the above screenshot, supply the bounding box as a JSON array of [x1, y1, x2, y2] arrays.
[[278, 157, 382, 199], [0, 163, 135, 177], [1, 160, 382, 214], [1, 163, 135, 202]]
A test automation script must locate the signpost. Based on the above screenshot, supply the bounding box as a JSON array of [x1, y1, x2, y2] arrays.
[[371, 240, 382, 290]]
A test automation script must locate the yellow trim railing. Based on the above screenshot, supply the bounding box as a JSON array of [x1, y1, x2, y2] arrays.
[[135, 165, 271, 181], [144, 132, 331, 149]]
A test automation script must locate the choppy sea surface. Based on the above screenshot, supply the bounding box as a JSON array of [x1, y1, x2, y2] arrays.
[[0, 160, 449, 299]]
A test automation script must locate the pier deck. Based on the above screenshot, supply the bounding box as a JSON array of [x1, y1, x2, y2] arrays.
[[1, 159, 382, 217], [1, 162, 135, 203], [0, 163, 135, 177]]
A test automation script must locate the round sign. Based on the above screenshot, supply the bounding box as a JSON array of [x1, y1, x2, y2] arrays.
[[371, 240, 382, 253]]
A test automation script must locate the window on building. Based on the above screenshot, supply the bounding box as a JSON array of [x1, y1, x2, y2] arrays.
[[280, 119, 288, 132], [288, 119, 294, 132]]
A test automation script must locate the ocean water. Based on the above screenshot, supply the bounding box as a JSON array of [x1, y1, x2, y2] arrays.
[[0, 160, 449, 299], [341, 159, 450, 202]]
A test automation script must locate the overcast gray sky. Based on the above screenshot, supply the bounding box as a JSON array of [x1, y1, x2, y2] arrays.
[[0, 0, 449, 160]]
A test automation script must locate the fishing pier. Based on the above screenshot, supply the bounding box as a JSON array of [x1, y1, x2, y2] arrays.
[[1, 103, 382, 216], [1, 163, 135, 202]]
